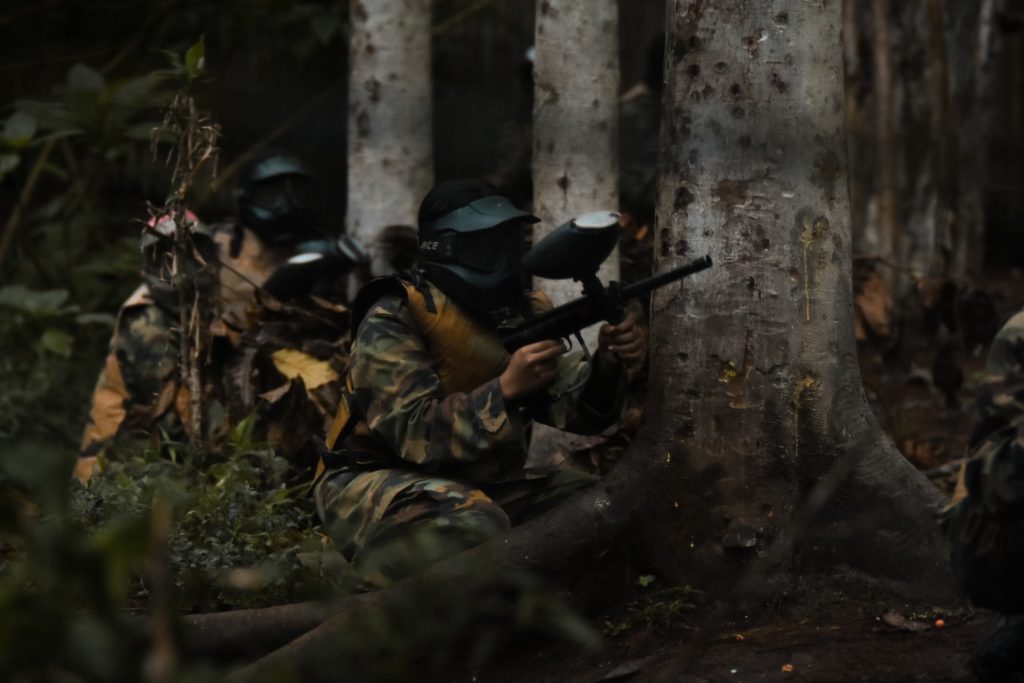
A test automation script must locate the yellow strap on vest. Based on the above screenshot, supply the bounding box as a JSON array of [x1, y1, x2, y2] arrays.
[[401, 281, 511, 394], [325, 373, 356, 450], [318, 281, 554, 473]]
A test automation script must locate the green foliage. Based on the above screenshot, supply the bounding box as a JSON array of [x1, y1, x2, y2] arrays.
[[0, 427, 332, 679], [71, 435, 329, 612], [0, 285, 113, 448], [603, 581, 705, 638]]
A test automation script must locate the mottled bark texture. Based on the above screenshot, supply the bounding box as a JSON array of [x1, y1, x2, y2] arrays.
[[646, 0, 952, 596], [529, 0, 622, 463], [532, 0, 621, 303], [346, 0, 432, 269]]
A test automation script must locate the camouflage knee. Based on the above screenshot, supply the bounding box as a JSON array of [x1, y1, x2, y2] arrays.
[[314, 468, 510, 583]]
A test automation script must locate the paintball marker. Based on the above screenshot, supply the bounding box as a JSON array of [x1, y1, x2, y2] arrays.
[[261, 236, 369, 301], [502, 211, 712, 356]]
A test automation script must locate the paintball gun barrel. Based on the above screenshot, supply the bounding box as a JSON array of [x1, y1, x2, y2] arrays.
[[501, 211, 712, 353]]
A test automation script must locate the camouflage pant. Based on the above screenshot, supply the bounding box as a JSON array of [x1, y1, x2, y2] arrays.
[[314, 467, 598, 584]]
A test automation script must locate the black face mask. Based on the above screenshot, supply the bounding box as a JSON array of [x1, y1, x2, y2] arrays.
[[452, 223, 526, 274], [240, 174, 321, 245], [420, 263, 530, 328]]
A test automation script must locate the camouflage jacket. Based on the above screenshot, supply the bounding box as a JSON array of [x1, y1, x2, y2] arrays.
[[336, 277, 628, 483], [76, 285, 184, 481], [77, 224, 290, 482], [961, 310, 1024, 517]]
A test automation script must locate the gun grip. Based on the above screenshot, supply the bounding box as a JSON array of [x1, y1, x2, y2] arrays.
[[573, 331, 591, 360]]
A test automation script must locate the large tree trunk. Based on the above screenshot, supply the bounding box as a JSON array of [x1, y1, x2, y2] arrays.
[[346, 0, 432, 273], [646, 0, 951, 592]]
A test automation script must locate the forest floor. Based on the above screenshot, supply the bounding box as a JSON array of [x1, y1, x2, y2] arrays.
[[478, 595, 1003, 682], [472, 265, 1024, 683]]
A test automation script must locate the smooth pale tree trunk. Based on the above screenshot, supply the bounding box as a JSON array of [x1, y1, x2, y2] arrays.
[[529, 0, 622, 465], [646, 0, 951, 590], [346, 0, 432, 274], [532, 0, 621, 303]]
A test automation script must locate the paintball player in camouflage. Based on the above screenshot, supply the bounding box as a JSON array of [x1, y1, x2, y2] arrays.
[[76, 150, 332, 483], [944, 309, 1024, 682], [314, 180, 646, 584]]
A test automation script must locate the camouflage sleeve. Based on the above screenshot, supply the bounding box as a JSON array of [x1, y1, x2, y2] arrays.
[[528, 352, 628, 435], [975, 310, 1024, 427], [350, 295, 527, 477], [78, 303, 177, 469], [113, 304, 178, 404], [961, 309, 1024, 515]]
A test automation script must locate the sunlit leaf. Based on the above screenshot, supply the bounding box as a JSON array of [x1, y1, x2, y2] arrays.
[[3, 112, 36, 146], [40, 329, 74, 357], [0, 153, 19, 179], [0, 285, 69, 312], [66, 64, 105, 92], [184, 36, 206, 80]]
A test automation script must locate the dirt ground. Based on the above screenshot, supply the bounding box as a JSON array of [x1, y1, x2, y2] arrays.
[[469, 266, 1024, 683], [473, 591, 1009, 683]]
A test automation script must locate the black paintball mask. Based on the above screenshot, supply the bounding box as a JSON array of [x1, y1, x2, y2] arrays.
[[235, 151, 321, 246], [417, 193, 539, 318]]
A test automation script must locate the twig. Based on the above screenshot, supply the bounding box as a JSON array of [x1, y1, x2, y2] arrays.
[[0, 140, 57, 275]]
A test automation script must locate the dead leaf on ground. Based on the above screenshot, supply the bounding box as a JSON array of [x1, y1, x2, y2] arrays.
[[880, 610, 930, 632], [272, 348, 339, 389]]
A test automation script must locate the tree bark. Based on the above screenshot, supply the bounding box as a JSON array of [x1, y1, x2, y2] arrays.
[[529, 0, 622, 464], [647, 0, 952, 593], [950, 0, 1002, 278], [346, 0, 432, 272], [869, 0, 900, 284], [531, 0, 621, 304]]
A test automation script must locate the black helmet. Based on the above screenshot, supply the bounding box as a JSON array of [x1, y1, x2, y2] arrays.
[[235, 150, 321, 245], [417, 180, 538, 310]]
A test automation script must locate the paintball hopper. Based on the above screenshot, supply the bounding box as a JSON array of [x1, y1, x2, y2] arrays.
[[523, 211, 620, 280]]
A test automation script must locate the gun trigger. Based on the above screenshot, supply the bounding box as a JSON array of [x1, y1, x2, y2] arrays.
[[574, 331, 591, 360]]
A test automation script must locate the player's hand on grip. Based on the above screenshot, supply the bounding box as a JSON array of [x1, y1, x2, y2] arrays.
[[499, 340, 567, 401], [597, 311, 647, 372]]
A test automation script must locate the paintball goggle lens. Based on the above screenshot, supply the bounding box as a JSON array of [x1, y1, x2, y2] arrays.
[[246, 174, 315, 212], [454, 222, 526, 273]]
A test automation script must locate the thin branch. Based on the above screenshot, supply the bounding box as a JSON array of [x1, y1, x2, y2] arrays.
[[0, 140, 57, 274]]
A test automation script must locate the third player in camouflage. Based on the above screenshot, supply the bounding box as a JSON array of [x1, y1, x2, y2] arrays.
[[945, 309, 1024, 681]]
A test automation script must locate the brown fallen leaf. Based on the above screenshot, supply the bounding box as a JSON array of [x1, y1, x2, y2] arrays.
[[272, 348, 339, 389], [881, 610, 930, 632]]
